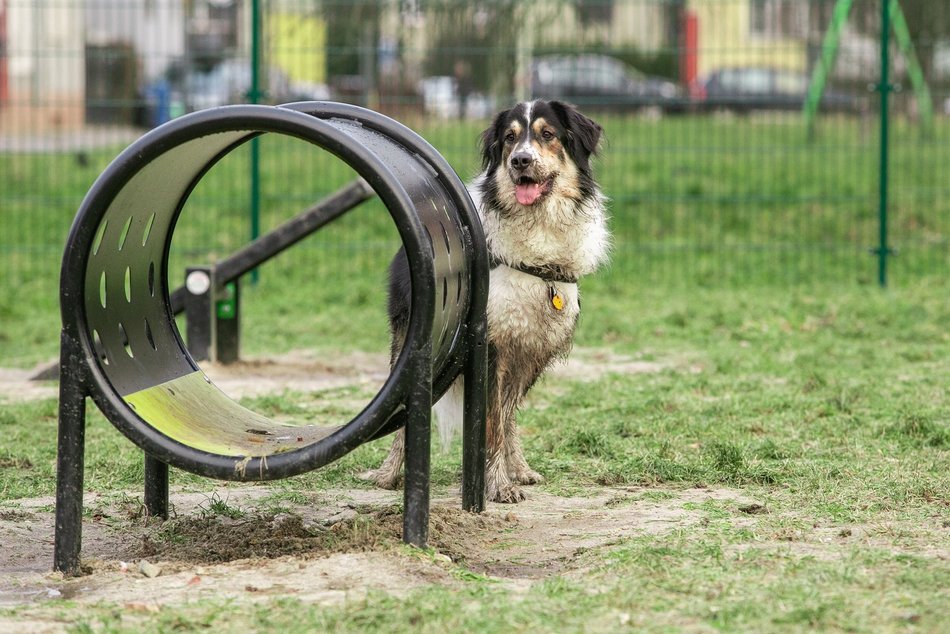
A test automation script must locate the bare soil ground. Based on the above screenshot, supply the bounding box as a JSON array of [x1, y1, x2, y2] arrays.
[[0, 347, 670, 404], [0, 483, 755, 629], [6, 481, 941, 633], [0, 346, 682, 632]]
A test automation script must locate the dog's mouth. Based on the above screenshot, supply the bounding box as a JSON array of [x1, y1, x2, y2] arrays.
[[513, 175, 554, 206]]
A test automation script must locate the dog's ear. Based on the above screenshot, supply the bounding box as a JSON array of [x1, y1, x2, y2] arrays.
[[549, 101, 603, 173], [479, 108, 510, 172]]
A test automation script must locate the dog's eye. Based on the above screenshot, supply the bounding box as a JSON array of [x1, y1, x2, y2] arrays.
[[504, 131, 516, 143], [541, 129, 555, 141]]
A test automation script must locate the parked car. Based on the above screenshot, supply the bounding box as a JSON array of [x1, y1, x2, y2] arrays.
[[690, 67, 863, 114], [531, 54, 683, 112]]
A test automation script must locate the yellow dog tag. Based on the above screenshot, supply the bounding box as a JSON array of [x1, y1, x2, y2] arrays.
[[549, 287, 565, 311]]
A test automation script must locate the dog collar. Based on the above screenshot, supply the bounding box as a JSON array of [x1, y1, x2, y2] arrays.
[[489, 256, 579, 284]]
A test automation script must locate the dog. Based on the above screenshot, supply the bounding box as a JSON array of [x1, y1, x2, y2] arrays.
[[364, 100, 610, 503]]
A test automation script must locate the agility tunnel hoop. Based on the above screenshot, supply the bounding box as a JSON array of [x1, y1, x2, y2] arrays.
[[54, 102, 489, 575]]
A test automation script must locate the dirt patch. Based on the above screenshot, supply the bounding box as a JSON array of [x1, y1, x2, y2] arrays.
[[135, 509, 400, 566], [0, 484, 738, 618], [0, 368, 58, 403], [0, 351, 392, 405], [3, 484, 946, 631], [548, 348, 673, 383], [0, 347, 671, 405], [0, 348, 689, 629], [198, 349, 391, 400]]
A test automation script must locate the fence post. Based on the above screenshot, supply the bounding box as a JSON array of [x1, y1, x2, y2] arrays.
[[876, 0, 892, 287], [249, 0, 263, 284]]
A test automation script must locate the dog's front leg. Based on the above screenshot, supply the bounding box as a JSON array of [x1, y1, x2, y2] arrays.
[[486, 462, 523, 503], [485, 382, 526, 503], [498, 371, 544, 486], [485, 448, 524, 503], [360, 428, 404, 489], [505, 424, 544, 486]]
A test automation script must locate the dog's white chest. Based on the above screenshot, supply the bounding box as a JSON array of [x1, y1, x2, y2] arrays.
[[486, 267, 578, 354], [478, 195, 610, 278]]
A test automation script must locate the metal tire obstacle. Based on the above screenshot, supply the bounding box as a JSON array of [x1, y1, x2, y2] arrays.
[[54, 102, 489, 575]]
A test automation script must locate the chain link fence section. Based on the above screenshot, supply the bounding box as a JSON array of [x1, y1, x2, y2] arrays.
[[0, 0, 947, 292]]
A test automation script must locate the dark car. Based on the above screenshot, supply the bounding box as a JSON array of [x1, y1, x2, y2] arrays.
[[531, 54, 683, 112], [690, 67, 863, 114]]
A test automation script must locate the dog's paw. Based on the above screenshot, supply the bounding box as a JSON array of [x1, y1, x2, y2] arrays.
[[512, 468, 545, 486], [358, 468, 401, 490], [488, 481, 527, 504]]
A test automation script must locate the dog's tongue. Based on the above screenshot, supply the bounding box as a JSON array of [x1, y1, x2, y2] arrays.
[[516, 182, 543, 206]]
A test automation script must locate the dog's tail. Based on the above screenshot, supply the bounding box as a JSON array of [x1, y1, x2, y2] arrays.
[[433, 377, 464, 451]]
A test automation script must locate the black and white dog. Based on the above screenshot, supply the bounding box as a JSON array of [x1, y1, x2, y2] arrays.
[[365, 100, 610, 503]]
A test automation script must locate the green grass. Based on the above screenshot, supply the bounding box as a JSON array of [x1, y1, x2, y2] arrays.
[[2, 282, 948, 631], [38, 563, 949, 634], [2, 114, 949, 366]]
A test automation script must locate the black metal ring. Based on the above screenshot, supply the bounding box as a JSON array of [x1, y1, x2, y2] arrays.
[[60, 103, 479, 481]]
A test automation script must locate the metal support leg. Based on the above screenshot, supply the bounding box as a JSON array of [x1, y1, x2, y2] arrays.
[[214, 279, 240, 364], [184, 266, 214, 362], [54, 333, 87, 576], [402, 341, 432, 547], [462, 319, 488, 513], [144, 455, 169, 519]]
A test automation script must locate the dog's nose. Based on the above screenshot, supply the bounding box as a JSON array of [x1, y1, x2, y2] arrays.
[[511, 152, 534, 170]]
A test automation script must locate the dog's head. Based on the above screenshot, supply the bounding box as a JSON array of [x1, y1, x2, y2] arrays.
[[480, 100, 602, 208]]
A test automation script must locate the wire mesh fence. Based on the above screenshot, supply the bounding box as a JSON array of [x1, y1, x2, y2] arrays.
[[0, 0, 947, 304]]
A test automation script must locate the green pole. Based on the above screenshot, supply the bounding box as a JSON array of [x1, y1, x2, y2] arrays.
[[877, 0, 891, 287], [803, 0, 854, 140], [249, 0, 263, 283], [889, 0, 934, 139]]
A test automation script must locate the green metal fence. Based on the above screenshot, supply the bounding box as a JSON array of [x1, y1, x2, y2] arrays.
[[0, 1, 948, 363]]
